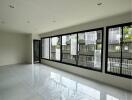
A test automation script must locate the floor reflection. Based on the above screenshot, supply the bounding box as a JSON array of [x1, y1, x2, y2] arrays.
[[31, 64, 131, 100], [50, 72, 100, 100], [0, 64, 131, 100], [46, 71, 131, 100]]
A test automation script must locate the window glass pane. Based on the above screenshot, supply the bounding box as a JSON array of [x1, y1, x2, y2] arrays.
[[78, 30, 102, 69], [42, 38, 49, 59], [106, 94, 119, 100], [62, 34, 77, 64], [122, 25, 132, 76], [107, 27, 121, 74], [50, 36, 61, 61]]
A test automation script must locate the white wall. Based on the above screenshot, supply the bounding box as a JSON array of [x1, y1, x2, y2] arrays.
[[26, 34, 32, 64], [0, 32, 32, 66], [40, 12, 132, 91]]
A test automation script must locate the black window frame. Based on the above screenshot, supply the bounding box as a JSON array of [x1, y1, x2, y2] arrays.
[[61, 33, 78, 66], [50, 35, 62, 62], [77, 28, 104, 72], [41, 27, 104, 72], [105, 22, 132, 79]]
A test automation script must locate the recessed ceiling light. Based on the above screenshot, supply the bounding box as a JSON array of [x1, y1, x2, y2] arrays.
[[27, 21, 30, 23], [52, 20, 56, 23], [9, 5, 15, 8], [97, 2, 103, 6], [0, 21, 5, 24]]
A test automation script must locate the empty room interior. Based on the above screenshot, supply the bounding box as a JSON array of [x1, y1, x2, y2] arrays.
[[0, 0, 132, 100]]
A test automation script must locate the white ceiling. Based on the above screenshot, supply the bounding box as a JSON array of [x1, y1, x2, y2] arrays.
[[0, 0, 131, 34]]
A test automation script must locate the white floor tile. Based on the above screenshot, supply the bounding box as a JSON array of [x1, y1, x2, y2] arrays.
[[0, 64, 131, 100]]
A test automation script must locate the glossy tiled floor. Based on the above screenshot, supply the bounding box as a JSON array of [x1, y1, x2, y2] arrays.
[[0, 64, 131, 100]]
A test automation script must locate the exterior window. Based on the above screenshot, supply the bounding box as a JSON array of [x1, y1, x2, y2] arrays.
[[42, 38, 50, 59], [122, 25, 132, 76], [50, 36, 61, 61], [106, 23, 132, 78], [41, 28, 103, 72], [107, 27, 121, 74], [62, 34, 77, 65], [78, 29, 103, 70]]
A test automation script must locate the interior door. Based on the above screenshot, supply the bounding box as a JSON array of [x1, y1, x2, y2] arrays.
[[33, 40, 41, 63]]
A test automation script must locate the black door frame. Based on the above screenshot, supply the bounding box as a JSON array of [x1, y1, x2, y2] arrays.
[[33, 40, 41, 63]]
